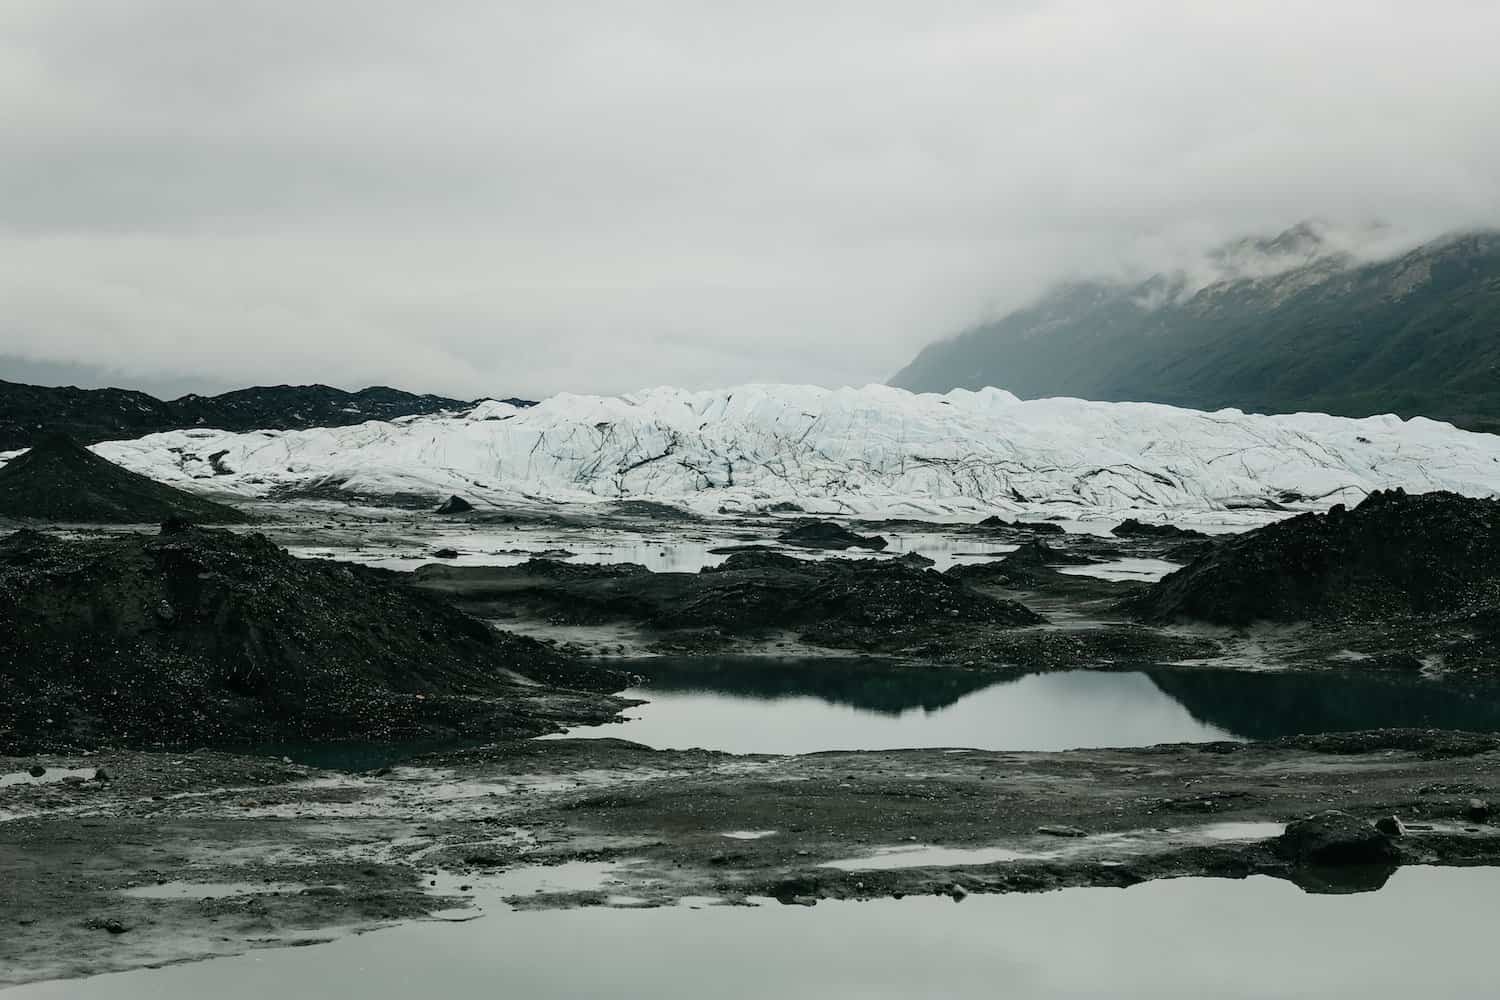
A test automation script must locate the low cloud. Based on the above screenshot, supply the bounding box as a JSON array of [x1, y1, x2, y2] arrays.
[[4, 1, 1499, 397]]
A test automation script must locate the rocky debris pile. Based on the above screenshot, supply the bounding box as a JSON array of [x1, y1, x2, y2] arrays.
[[0, 433, 247, 524], [1111, 518, 1208, 540], [974, 516, 1064, 535], [779, 521, 889, 551], [413, 553, 1041, 652], [0, 523, 627, 752], [435, 495, 474, 514], [1133, 490, 1500, 625]]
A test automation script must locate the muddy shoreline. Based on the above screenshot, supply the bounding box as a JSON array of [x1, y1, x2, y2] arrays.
[[5, 730, 1499, 987]]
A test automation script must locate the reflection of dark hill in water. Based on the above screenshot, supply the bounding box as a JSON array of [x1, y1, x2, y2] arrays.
[[1147, 668, 1500, 740], [635, 657, 998, 715]]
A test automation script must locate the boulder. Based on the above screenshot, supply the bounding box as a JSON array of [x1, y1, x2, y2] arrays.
[[435, 495, 474, 515], [1275, 811, 1399, 865]]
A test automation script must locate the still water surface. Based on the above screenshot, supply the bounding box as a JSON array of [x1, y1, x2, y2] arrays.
[[549, 659, 1500, 754], [12, 866, 1494, 999]]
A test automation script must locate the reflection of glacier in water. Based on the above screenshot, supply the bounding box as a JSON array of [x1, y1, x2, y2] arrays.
[[550, 669, 1240, 754], [15, 867, 1499, 1000]]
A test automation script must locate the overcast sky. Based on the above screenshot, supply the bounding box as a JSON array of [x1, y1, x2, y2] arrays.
[[4, 1, 1499, 400]]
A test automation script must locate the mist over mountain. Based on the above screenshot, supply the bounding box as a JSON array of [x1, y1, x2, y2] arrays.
[[891, 225, 1500, 432]]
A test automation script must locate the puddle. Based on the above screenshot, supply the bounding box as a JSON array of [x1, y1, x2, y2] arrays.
[[13, 867, 1499, 999], [1058, 558, 1182, 582], [823, 845, 1042, 871], [823, 821, 1289, 872], [121, 882, 311, 900], [0, 767, 98, 788], [1197, 822, 1285, 841]]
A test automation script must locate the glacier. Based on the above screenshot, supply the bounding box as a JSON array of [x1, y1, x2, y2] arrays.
[[18, 384, 1500, 519]]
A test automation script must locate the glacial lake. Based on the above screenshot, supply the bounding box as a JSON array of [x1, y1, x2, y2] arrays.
[[547, 658, 1500, 754], [13, 865, 1496, 999]]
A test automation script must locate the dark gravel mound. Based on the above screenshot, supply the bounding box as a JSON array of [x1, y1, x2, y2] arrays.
[[414, 554, 1041, 647], [947, 540, 1094, 587], [703, 550, 810, 573], [1111, 518, 1208, 540], [791, 559, 1041, 638], [0, 524, 626, 752], [1133, 490, 1500, 625], [0, 433, 247, 524], [779, 521, 889, 550]]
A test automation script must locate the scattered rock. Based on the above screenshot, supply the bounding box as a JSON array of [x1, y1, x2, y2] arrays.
[[1467, 798, 1492, 823], [1037, 825, 1087, 838], [947, 883, 969, 901], [27, 764, 46, 778], [1373, 815, 1406, 837], [895, 552, 936, 568], [1275, 811, 1399, 865], [84, 917, 129, 935], [431, 548, 460, 559], [435, 495, 474, 515]]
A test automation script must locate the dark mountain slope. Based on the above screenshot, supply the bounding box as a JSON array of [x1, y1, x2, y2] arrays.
[[892, 229, 1500, 432], [0, 433, 247, 524], [0, 380, 537, 451]]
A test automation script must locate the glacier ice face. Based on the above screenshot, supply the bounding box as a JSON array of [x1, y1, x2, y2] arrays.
[[19, 384, 1500, 518]]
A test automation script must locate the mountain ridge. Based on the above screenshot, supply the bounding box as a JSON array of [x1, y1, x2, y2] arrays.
[[0, 379, 536, 451], [891, 227, 1500, 432]]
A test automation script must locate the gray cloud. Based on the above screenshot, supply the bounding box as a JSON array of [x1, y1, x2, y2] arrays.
[[4, 0, 1499, 398]]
